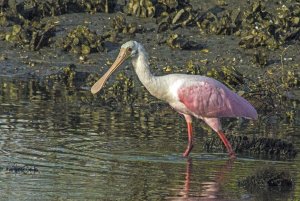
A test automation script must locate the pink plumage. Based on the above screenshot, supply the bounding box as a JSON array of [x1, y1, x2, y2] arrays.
[[178, 77, 257, 119], [172, 76, 257, 158]]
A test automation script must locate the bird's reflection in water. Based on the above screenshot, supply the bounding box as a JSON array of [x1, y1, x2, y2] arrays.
[[169, 158, 235, 201]]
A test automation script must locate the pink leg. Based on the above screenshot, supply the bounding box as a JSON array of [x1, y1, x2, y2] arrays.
[[203, 118, 236, 158], [183, 115, 193, 157], [217, 131, 236, 158]]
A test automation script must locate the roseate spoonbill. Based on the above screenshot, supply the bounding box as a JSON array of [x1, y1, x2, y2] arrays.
[[91, 41, 258, 158]]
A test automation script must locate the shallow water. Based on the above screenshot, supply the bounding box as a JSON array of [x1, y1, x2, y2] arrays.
[[0, 79, 299, 201]]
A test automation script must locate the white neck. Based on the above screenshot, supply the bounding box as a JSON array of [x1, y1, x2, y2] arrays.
[[131, 48, 165, 99]]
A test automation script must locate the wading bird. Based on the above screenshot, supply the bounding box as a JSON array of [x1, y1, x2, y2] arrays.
[[91, 41, 258, 158]]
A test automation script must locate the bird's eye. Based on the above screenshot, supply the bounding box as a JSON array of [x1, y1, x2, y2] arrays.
[[128, 48, 132, 52]]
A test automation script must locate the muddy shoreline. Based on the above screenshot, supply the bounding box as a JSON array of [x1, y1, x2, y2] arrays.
[[0, 0, 298, 77], [0, 0, 299, 134]]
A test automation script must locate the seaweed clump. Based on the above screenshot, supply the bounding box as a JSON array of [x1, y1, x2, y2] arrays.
[[163, 33, 202, 50], [238, 1, 300, 49], [2, 21, 56, 50], [76, 0, 117, 14], [111, 15, 144, 35], [156, 4, 194, 31], [8, 0, 117, 19], [238, 166, 294, 192], [194, 1, 300, 49], [88, 71, 137, 108], [47, 64, 77, 84], [206, 66, 245, 89], [185, 62, 245, 90], [204, 134, 297, 159], [45, 64, 90, 88], [248, 63, 299, 120], [61, 25, 105, 55], [125, 0, 155, 18], [125, 0, 192, 20], [105, 72, 137, 107], [196, 7, 239, 35]]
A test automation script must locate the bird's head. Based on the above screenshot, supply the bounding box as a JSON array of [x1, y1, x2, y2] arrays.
[[90, 41, 140, 94], [121, 40, 140, 58]]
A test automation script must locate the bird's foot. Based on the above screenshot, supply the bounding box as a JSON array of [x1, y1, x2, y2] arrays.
[[228, 151, 236, 159], [182, 145, 194, 157]]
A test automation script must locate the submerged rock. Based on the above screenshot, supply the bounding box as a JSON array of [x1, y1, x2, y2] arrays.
[[238, 166, 294, 192]]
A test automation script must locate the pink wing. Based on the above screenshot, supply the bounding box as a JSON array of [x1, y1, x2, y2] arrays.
[[178, 79, 258, 119]]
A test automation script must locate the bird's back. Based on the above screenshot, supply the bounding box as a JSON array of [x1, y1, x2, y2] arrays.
[[168, 74, 258, 119]]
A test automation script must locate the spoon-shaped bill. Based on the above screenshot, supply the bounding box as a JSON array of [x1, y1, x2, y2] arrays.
[[91, 48, 130, 94]]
